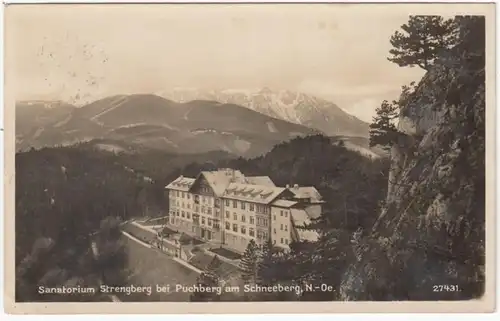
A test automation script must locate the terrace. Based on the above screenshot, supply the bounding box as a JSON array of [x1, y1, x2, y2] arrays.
[[208, 247, 242, 260]]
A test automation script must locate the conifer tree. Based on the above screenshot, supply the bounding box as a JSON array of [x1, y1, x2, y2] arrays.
[[189, 272, 220, 302], [257, 240, 275, 285], [369, 100, 401, 150], [239, 240, 260, 285], [205, 255, 222, 282], [388, 15, 457, 70]]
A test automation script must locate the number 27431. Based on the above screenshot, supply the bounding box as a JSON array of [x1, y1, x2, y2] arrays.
[[433, 285, 460, 292]]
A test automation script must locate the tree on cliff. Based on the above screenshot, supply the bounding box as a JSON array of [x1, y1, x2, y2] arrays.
[[369, 100, 400, 150], [388, 15, 457, 70]]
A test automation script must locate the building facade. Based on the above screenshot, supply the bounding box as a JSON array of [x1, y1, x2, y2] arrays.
[[166, 168, 323, 253]]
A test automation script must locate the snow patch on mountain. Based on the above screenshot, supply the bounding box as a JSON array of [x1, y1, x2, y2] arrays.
[[157, 87, 369, 137], [343, 141, 381, 159], [90, 96, 130, 122], [191, 129, 234, 136], [33, 128, 44, 139], [267, 121, 278, 133], [53, 114, 73, 128], [19, 100, 68, 109], [234, 139, 251, 154]]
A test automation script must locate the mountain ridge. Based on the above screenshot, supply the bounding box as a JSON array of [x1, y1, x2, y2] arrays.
[[157, 87, 370, 137], [15, 94, 320, 157]]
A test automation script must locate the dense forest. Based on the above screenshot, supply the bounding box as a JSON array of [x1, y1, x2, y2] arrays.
[[15, 148, 144, 301], [14, 143, 236, 301], [15, 133, 387, 301]]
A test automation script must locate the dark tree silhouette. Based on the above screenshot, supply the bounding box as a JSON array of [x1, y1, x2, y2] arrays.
[[388, 15, 457, 70], [189, 272, 221, 302], [257, 240, 275, 286], [239, 240, 260, 285], [369, 100, 401, 150]]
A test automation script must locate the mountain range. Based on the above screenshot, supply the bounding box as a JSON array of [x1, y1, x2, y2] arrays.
[[157, 88, 369, 138], [16, 94, 320, 157], [16, 89, 378, 158]]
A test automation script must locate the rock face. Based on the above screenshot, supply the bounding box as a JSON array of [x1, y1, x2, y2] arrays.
[[340, 17, 485, 300]]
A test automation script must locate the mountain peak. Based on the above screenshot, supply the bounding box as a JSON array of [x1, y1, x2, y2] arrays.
[[259, 87, 273, 95], [158, 87, 369, 137]]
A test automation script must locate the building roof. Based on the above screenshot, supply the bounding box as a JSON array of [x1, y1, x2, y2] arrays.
[[305, 206, 322, 220], [289, 186, 324, 203], [223, 182, 285, 204], [165, 176, 195, 191], [290, 208, 320, 242], [271, 199, 298, 208], [198, 170, 245, 196], [188, 252, 239, 279], [245, 176, 276, 187], [165, 169, 324, 207]]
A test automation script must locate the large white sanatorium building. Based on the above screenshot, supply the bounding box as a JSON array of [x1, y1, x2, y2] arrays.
[[165, 168, 323, 253]]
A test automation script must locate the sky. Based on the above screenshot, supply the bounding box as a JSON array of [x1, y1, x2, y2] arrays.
[[6, 4, 436, 122]]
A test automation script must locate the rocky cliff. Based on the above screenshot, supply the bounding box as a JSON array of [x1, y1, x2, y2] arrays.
[[340, 16, 486, 300]]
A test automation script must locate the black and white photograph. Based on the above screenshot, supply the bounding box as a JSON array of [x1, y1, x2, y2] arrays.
[[4, 2, 495, 313]]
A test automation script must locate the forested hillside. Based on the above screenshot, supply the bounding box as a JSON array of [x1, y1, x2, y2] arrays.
[[15, 147, 156, 301], [15, 133, 388, 301]]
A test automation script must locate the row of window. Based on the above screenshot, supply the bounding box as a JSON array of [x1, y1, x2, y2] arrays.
[[224, 211, 270, 227], [273, 224, 288, 233], [174, 207, 279, 230], [172, 191, 276, 216], [224, 222, 269, 239], [171, 217, 287, 246], [274, 238, 289, 245], [170, 216, 286, 245], [195, 206, 213, 215], [173, 202, 219, 217], [173, 210, 220, 228], [276, 209, 289, 218], [173, 208, 275, 230], [170, 191, 213, 205], [273, 224, 288, 234], [223, 199, 270, 214]]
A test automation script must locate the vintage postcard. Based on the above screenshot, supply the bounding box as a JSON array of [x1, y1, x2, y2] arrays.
[[3, 1, 496, 314]]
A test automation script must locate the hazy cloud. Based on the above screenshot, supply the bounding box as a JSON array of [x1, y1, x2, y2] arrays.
[[8, 4, 440, 119]]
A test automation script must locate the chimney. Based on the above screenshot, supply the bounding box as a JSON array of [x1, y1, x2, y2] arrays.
[[293, 184, 299, 189], [285, 184, 290, 189]]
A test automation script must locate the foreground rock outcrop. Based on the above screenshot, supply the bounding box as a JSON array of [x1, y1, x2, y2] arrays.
[[340, 16, 486, 300]]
